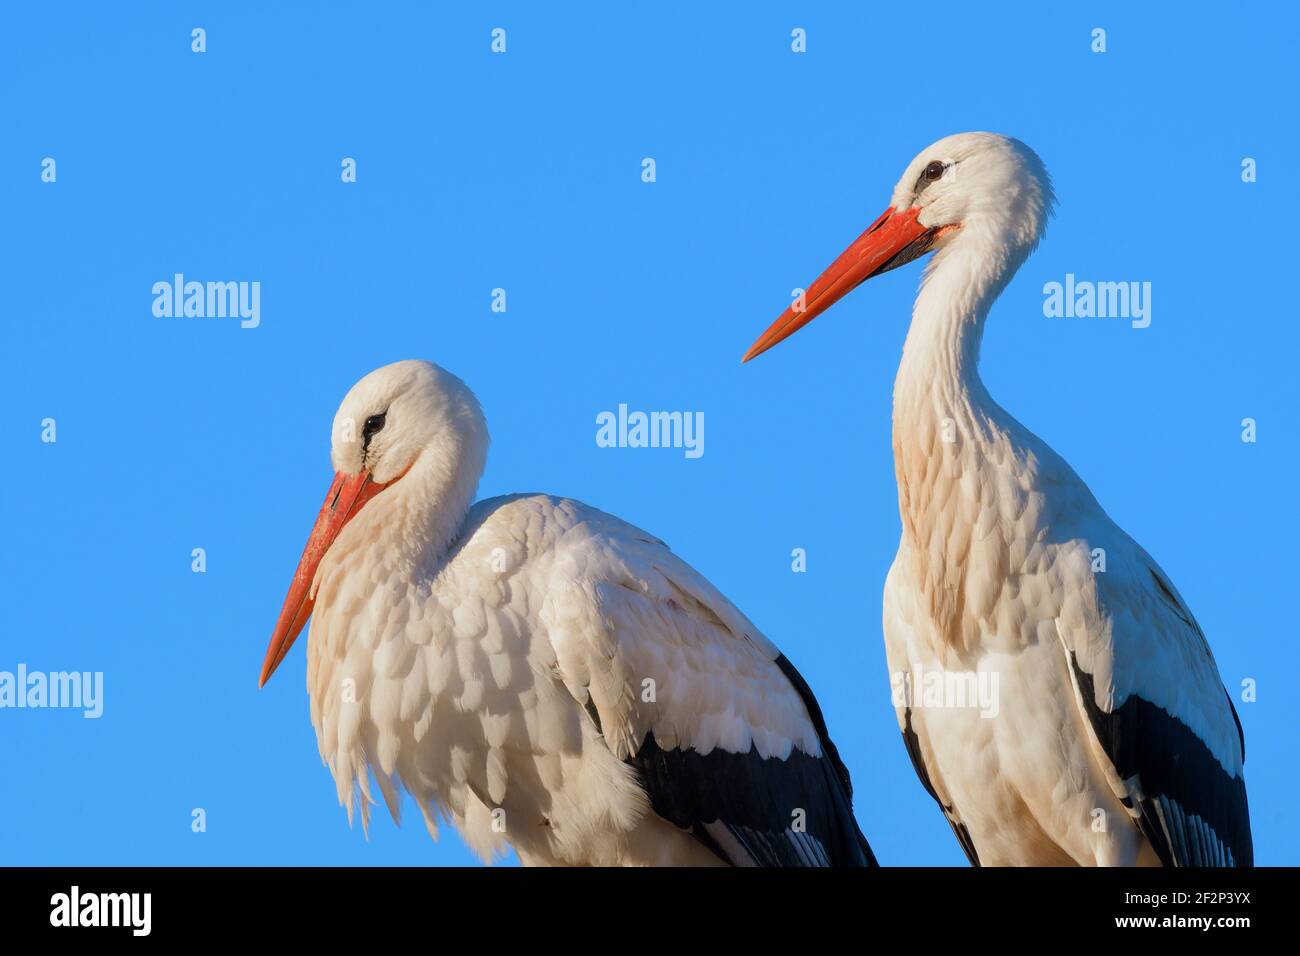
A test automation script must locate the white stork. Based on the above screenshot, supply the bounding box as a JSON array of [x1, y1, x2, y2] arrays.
[[258, 359, 875, 867], [742, 132, 1252, 866]]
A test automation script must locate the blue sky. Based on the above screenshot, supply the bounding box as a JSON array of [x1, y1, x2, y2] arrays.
[[2, 2, 1296, 866]]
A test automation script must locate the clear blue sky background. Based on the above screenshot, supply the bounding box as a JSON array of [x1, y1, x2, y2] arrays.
[[2, 3, 1296, 866]]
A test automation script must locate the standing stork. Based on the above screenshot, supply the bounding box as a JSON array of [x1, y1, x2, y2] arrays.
[[742, 132, 1251, 866], [258, 360, 875, 867]]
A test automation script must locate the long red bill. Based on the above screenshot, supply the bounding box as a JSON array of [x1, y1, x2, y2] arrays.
[[258, 469, 390, 687], [741, 205, 938, 363]]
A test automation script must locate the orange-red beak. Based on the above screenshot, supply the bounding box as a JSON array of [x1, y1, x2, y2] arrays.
[[258, 469, 391, 687], [741, 205, 940, 363]]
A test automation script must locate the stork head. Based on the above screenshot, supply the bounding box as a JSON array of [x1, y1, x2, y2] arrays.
[[742, 132, 1054, 362], [328, 359, 486, 485], [258, 360, 488, 687]]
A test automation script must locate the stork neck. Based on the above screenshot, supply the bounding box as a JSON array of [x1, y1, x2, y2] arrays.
[[893, 227, 1023, 432], [890, 228, 1030, 573], [391, 438, 485, 566], [332, 435, 485, 581]]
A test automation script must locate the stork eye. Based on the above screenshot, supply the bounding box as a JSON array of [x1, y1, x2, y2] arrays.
[[362, 413, 387, 440], [923, 161, 946, 183]]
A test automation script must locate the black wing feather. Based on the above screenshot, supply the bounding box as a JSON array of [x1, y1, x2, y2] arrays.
[[1068, 652, 1252, 867], [626, 654, 876, 867], [901, 707, 981, 866]]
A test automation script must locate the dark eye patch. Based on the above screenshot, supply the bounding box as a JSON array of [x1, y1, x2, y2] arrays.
[[361, 411, 387, 452], [914, 160, 947, 195]]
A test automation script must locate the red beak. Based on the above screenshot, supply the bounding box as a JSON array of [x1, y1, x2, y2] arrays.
[[258, 469, 391, 687], [741, 205, 939, 363]]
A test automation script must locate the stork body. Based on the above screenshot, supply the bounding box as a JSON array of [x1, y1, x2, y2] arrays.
[[744, 133, 1251, 866], [260, 360, 873, 867]]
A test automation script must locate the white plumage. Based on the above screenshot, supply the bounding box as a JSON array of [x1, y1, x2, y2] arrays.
[[260, 360, 873, 867], [743, 132, 1251, 866]]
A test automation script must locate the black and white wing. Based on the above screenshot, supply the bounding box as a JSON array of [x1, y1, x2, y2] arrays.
[[1061, 546, 1252, 867], [543, 506, 876, 867]]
